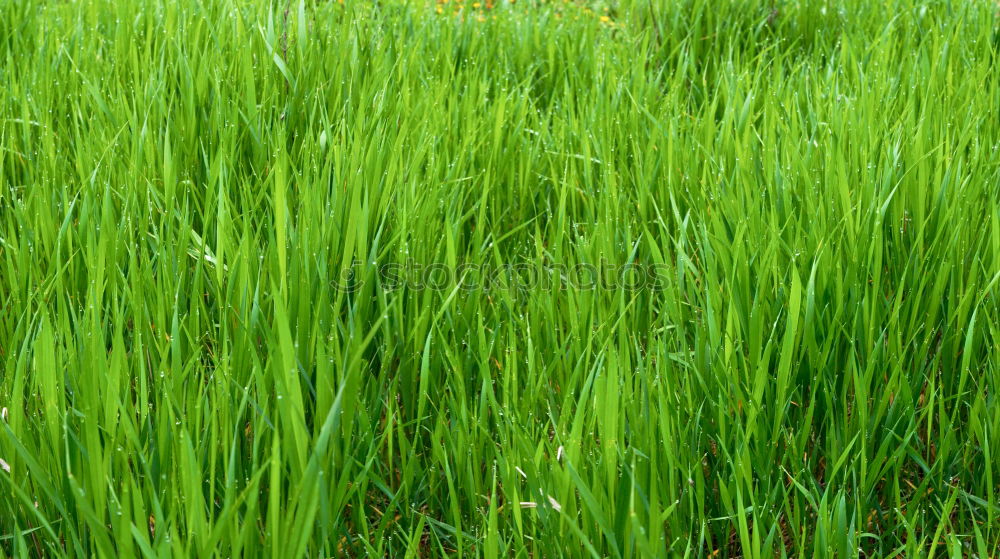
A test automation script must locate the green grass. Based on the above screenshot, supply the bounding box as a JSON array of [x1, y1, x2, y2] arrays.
[[2, 0, 1000, 556]]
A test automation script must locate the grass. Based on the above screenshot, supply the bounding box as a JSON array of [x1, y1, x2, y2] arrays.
[[1, 0, 999, 556]]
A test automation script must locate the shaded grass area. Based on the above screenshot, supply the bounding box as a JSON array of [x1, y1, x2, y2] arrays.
[[2, 0, 1000, 556]]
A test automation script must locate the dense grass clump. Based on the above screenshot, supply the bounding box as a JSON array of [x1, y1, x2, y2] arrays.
[[2, 0, 999, 556]]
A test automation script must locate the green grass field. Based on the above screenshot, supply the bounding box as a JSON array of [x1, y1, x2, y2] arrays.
[[2, 0, 1000, 556]]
